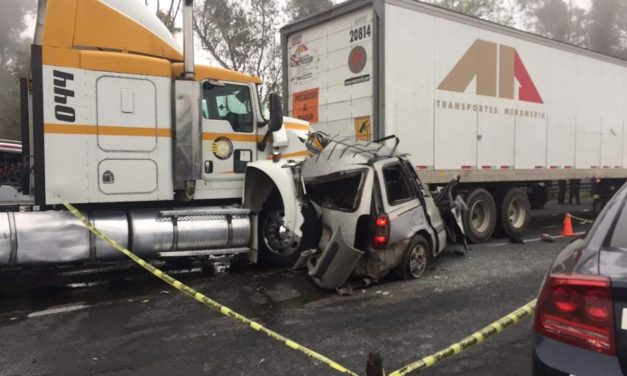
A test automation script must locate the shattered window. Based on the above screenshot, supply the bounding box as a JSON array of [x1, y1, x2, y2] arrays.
[[305, 170, 365, 212], [383, 164, 414, 205]]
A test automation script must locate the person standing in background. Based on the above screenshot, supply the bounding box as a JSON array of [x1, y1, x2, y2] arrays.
[[592, 178, 601, 212], [569, 179, 581, 205], [558, 180, 567, 204]]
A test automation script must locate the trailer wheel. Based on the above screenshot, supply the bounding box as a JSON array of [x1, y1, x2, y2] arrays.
[[497, 187, 531, 239], [395, 235, 430, 280], [258, 194, 319, 267], [462, 188, 497, 243]]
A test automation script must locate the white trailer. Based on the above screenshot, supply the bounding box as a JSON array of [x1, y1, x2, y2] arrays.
[[281, 0, 627, 242]]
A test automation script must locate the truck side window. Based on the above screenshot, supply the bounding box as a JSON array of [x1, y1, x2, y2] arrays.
[[383, 164, 415, 205], [202, 82, 254, 133]]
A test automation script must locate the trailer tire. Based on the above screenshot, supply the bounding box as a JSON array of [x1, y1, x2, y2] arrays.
[[462, 188, 497, 243], [496, 187, 531, 240], [394, 235, 430, 280], [258, 193, 320, 267]]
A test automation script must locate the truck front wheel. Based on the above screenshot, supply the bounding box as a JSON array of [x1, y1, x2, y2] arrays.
[[258, 194, 318, 267], [462, 188, 497, 243]]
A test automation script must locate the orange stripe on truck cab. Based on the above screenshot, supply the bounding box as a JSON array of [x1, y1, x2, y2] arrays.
[[202, 133, 263, 143], [284, 123, 310, 132], [42, 47, 173, 77], [44, 124, 172, 137]]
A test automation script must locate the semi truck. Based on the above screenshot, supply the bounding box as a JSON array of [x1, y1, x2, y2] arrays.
[[281, 0, 627, 243], [1, 0, 315, 269]]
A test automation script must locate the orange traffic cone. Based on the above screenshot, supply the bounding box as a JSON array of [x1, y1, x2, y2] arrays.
[[561, 214, 575, 237]]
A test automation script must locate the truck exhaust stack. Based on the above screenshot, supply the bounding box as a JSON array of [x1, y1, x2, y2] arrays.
[[182, 0, 195, 80], [34, 0, 47, 45]]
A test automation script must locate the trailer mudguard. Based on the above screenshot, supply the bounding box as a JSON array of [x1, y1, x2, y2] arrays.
[[243, 160, 304, 239]]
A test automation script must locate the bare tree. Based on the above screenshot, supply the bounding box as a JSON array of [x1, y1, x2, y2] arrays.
[[517, 0, 587, 45], [145, 0, 182, 34], [286, 0, 334, 22], [193, 0, 282, 101], [427, 0, 517, 26], [587, 0, 624, 56], [521, 0, 627, 57], [0, 0, 36, 140]]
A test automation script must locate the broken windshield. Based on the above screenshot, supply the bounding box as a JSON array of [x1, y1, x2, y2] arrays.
[[305, 170, 366, 212]]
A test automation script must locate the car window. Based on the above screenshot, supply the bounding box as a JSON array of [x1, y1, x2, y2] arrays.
[[609, 203, 627, 248], [202, 83, 254, 133], [305, 170, 365, 212], [383, 164, 414, 206], [402, 160, 430, 197]]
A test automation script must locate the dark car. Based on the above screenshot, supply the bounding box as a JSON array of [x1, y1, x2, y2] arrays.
[[533, 182, 627, 375]]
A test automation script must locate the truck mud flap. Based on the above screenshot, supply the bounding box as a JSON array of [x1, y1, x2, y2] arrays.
[[308, 228, 364, 290]]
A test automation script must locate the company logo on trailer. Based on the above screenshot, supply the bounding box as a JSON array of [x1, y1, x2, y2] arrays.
[[438, 39, 543, 104], [290, 44, 313, 67]]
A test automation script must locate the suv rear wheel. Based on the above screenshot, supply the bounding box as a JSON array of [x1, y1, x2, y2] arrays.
[[395, 235, 430, 280]]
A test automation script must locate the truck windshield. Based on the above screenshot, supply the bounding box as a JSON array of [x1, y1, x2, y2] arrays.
[[305, 170, 365, 212]]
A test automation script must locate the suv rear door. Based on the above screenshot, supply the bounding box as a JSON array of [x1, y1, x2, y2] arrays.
[[375, 161, 428, 248]]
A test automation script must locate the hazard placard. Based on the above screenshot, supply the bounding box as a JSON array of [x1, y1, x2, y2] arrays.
[[354, 116, 371, 141], [292, 88, 319, 124]]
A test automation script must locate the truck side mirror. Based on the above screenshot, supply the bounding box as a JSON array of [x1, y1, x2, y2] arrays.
[[269, 93, 283, 132]]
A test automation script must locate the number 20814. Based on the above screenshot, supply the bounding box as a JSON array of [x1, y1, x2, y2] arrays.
[[349, 24, 372, 43]]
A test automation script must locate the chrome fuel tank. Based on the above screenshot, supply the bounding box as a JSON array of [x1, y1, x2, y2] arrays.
[[92, 211, 129, 261], [0, 206, 250, 266], [129, 209, 175, 255]]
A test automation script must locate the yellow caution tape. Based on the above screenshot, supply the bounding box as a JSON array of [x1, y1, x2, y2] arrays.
[[64, 202, 358, 376], [567, 213, 595, 224], [389, 299, 537, 376]]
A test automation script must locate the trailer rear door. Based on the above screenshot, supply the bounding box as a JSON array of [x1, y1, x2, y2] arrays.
[[285, 5, 375, 141]]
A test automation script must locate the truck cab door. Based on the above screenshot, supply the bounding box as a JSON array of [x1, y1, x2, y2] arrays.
[[200, 81, 258, 181]]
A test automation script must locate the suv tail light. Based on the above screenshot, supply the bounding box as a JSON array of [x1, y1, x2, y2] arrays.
[[535, 274, 615, 355], [372, 214, 390, 249]]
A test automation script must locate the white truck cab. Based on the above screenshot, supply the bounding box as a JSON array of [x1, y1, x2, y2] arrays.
[[1, 0, 312, 269]]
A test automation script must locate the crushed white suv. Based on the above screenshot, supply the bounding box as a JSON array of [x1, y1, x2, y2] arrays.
[[295, 133, 467, 289]]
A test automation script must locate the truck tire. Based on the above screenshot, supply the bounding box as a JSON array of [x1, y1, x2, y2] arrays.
[[394, 235, 430, 280], [258, 194, 319, 267], [462, 188, 497, 243], [496, 187, 531, 240]]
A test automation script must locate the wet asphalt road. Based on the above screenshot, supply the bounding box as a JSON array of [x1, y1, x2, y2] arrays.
[[0, 202, 597, 376]]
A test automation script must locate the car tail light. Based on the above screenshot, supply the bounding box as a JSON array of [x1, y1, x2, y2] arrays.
[[535, 274, 615, 355], [372, 214, 389, 249]]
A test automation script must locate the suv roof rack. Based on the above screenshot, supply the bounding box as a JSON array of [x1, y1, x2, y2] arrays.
[[311, 132, 406, 164]]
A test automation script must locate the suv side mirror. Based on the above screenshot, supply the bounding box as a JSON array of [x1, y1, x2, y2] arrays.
[[269, 93, 283, 132]]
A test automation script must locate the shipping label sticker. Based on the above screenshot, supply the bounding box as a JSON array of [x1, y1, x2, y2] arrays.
[[354, 116, 371, 141], [292, 88, 319, 124]]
